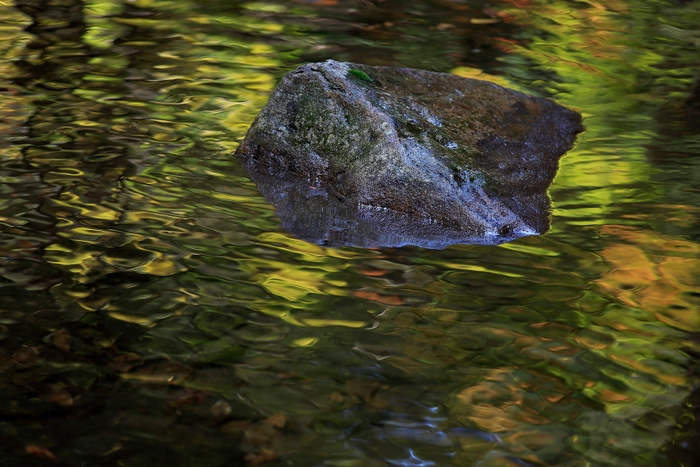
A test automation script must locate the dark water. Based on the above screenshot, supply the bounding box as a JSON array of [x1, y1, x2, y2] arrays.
[[1, 0, 699, 466]]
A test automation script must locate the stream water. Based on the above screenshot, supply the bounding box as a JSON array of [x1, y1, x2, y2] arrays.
[[1, 0, 699, 466]]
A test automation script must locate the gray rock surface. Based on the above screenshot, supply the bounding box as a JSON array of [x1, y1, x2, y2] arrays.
[[235, 60, 583, 248]]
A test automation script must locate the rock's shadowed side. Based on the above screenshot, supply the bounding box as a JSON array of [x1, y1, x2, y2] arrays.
[[235, 60, 584, 248]]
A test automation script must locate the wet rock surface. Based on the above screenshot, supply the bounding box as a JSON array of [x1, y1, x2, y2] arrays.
[[235, 60, 583, 248]]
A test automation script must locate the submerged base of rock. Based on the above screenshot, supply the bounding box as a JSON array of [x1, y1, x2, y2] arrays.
[[248, 175, 527, 249], [235, 60, 583, 248]]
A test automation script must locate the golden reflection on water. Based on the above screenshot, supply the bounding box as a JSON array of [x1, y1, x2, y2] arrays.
[[598, 225, 700, 332]]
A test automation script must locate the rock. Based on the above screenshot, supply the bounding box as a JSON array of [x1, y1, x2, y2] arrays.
[[235, 60, 583, 248]]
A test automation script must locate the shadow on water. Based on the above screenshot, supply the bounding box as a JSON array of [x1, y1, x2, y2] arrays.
[[1, 0, 700, 466]]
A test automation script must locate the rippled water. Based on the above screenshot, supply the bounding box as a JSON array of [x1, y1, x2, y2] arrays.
[[1, 0, 699, 466]]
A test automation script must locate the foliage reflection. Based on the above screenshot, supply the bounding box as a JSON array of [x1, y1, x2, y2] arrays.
[[0, 0, 699, 466]]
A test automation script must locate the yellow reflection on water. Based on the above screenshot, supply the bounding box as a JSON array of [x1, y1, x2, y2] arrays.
[[133, 257, 187, 276], [299, 318, 365, 328], [439, 262, 523, 278], [108, 311, 158, 326], [291, 337, 319, 347], [451, 66, 520, 89]]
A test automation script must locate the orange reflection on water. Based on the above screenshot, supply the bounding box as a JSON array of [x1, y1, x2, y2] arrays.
[[452, 367, 576, 464], [353, 289, 405, 306], [597, 225, 700, 332]]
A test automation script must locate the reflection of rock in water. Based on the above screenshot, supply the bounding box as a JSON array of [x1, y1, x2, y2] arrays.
[[236, 60, 583, 249], [249, 171, 521, 249]]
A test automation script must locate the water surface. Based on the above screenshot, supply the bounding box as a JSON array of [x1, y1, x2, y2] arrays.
[[1, 0, 699, 466]]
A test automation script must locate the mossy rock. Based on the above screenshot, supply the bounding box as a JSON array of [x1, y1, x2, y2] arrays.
[[235, 60, 583, 248]]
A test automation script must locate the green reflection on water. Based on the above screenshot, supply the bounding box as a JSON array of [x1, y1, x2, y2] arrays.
[[1, 0, 699, 466], [497, 0, 700, 234]]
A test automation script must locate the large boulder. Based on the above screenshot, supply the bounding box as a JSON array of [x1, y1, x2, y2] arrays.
[[235, 60, 583, 248]]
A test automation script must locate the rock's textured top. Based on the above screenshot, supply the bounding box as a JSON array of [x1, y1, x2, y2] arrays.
[[235, 60, 583, 248]]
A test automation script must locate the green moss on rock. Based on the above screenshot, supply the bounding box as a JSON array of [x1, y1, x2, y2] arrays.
[[348, 68, 373, 84]]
